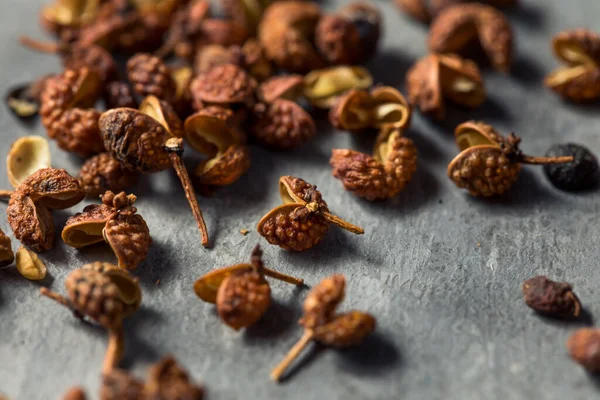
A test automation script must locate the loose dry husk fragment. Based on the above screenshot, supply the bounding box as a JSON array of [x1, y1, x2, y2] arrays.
[[139, 95, 184, 138], [304, 66, 373, 109], [544, 29, 600, 102], [6, 136, 51, 188], [15, 246, 47, 280], [41, 0, 100, 33], [0, 229, 14, 267]]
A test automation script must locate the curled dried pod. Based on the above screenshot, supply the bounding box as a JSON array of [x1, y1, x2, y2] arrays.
[[406, 53, 485, 120], [428, 3, 513, 72], [395, 0, 517, 23], [62, 191, 151, 270], [567, 328, 600, 374], [221, 0, 270, 35], [39, 68, 104, 157], [258, 1, 324, 73], [196, 19, 249, 48], [271, 273, 375, 382], [40, 262, 141, 372], [155, 0, 210, 59], [257, 176, 364, 251], [101, 369, 145, 400], [190, 64, 257, 107], [330, 129, 418, 201], [522, 276, 581, 320], [544, 29, 600, 102], [78, 152, 140, 197], [5, 74, 54, 120], [7, 168, 84, 252], [193, 44, 244, 75], [126, 53, 177, 103], [40, 0, 99, 34], [304, 66, 373, 109], [184, 110, 251, 186], [448, 121, 575, 197], [315, 14, 361, 66], [194, 245, 303, 330], [330, 86, 412, 133], [250, 99, 316, 150], [338, 2, 381, 62], [103, 81, 137, 110], [241, 38, 273, 82], [6, 136, 51, 188], [113, 11, 170, 54], [139, 95, 184, 138], [0, 229, 14, 267], [99, 107, 209, 246], [256, 75, 304, 103], [144, 356, 205, 399]]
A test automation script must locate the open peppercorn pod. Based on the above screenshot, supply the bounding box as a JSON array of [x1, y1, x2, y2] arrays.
[[271, 274, 376, 382], [99, 98, 210, 247], [544, 29, 600, 102], [5, 74, 54, 120], [155, 0, 210, 60], [221, 0, 270, 36], [7, 168, 84, 252], [127, 53, 177, 103], [448, 121, 575, 197], [257, 176, 364, 251], [184, 108, 251, 186], [39, 0, 100, 35], [406, 53, 485, 120], [190, 63, 257, 109], [329, 86, 411, 133], [428, 3, 513, 72], [40, 262, 141, 373], [194, 245, 304, 330], [62, 191, 152, 270], [78, 152, 140, 197], [304, 66, 373, 109], [6, 136, 51, 189], [330, 128, 418, 201], [40, 67, 105, 157], [256, 74, 304, 104]]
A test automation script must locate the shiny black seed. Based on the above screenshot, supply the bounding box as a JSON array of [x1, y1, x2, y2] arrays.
[[544, 143, 599, 191]]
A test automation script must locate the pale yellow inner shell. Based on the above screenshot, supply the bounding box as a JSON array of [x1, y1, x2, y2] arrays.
[[7, 136, 51, 188]]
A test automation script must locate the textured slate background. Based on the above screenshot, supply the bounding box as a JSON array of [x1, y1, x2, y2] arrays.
[[1, 0, 600, 399]]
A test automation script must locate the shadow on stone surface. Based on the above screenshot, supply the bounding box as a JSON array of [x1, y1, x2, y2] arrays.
[[336, 332, 401, 377], [367, 50, 415, 91], [512, 55, 546, 88], [244, 289, 305, 342], [121, 306, 162, 369]]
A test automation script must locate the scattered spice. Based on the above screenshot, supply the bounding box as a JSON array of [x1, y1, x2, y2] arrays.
[[240, 229, 249, 235], [194, 245, 303, 330], [6, 136, 51, 189], [190, 63, 257, 108], [78, 152, 140, 197], [543, 144, 599, 191], [448, 121, 574, 196], [258, 176, 364, 251], [567, 328, 600, 373], [256, 74, 304, 104], [304, 66, 373, 109], [5, 75, 53, 120], [271, 274, 375, 381], [522, 276, 581, 319], [126, 53, 177, 103], [251, 99, 316, 150], [15, 247, 47, 281], [103, 81, 137, 110]]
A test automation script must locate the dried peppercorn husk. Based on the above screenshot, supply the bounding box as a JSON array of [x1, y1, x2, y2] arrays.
[[40, 262, 141, 373], [338, 2, 381, 63], [448, 121, 574, 197], [5, 75, 54, 120], [522, 276, 581, 320], [304, 66, 373, 109], [396, 0, 518, 23], [330, 86, 411, 133], [78, 152, 139, 197], [155, 0, 210, 60], [196, 18, 249, 48], [127, 53, 177, 103], [221, 0, 271, 35], [190, 64, 257, 108], [7, 168, 84, 252], [271, 274, 375, 381], [241, 38, 273, 82], [257, 176, 364, 252], [15, 246, 47, 280], [144, 356, 205, 399], [256, 74, 304, 103], [428, 3, 513, 72], [544, 29, 600, 102], [331, 128, 418, 201], [114, 11, 170, 54], [315, 14, 362, 66], [6, 136, 51, 189], [193, 44, 244, 75], [39, 68, 105, 157], [40, 0, 100, 35], [99, 107, 209, 247], [0, 229, 15, 268], [62, 191, 151, 270], [194, 245, 303, 330], [139, 95, 185, 138], [103, 81, 137, 110], [250, 99, 316, 150], [184, 109, 251, 186], [567, 328, 600, 374], [258, 1, 324, 73], [101, 368, 145, 400]]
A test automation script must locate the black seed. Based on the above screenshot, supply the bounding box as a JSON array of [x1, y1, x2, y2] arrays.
[[544, 143, 599, 191]]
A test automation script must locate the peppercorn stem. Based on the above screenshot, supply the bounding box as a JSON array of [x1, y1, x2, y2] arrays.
[[103, 325, 124, 374], [40, 287, 72, 309], [270, 330, 314, 382], [519, 155, 574, 165], [321, 211, 364, 235], [167, 145, 209, 247], [19, 36, 59, 53], [263, 267, 304, 286], [0, 190, 14, 199]]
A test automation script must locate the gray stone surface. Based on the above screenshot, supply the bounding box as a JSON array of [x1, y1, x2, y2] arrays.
[[1, 0, 600, 399]]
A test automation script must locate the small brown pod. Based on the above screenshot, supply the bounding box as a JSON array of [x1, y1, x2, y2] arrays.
[[406, 53, 485, 120], [448, 121, 574, 197], [315, 14, 362, 66], [304, 66, 373, 109], [241, 38, 274, 82], [338, 2, 381, 63], [330, 86, 412, 133], [257, 176, 363, 251], [103, 81, 138, 110], [221, 0, 270, 35], [0, 228, 14, 267], [428, 3, 513, 72], [39, 0, 99, 35], [78, 153, 140, 197], [544, 29, 600, 102], [139, 95, 185, 138], [154, 0, 210, 59], [330, 129, 417, 201], [196, 19, 249, 48], [256, 75, 304, 104], [250, 99, 316, 150], [145, 356, 205, 399], [126, 53, 177, 103], [101, 369, 145, 400], [194, 245, 303, 330], [395, 0, 518, 23], [567, 328, 600, 374], [271, 273, 375, 382], [193, 44, 245, 75], [522, 276, 581, 320], [258, 1, 324, 73], [190, 64, 257, 107], [185, 109, 251, 186]]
